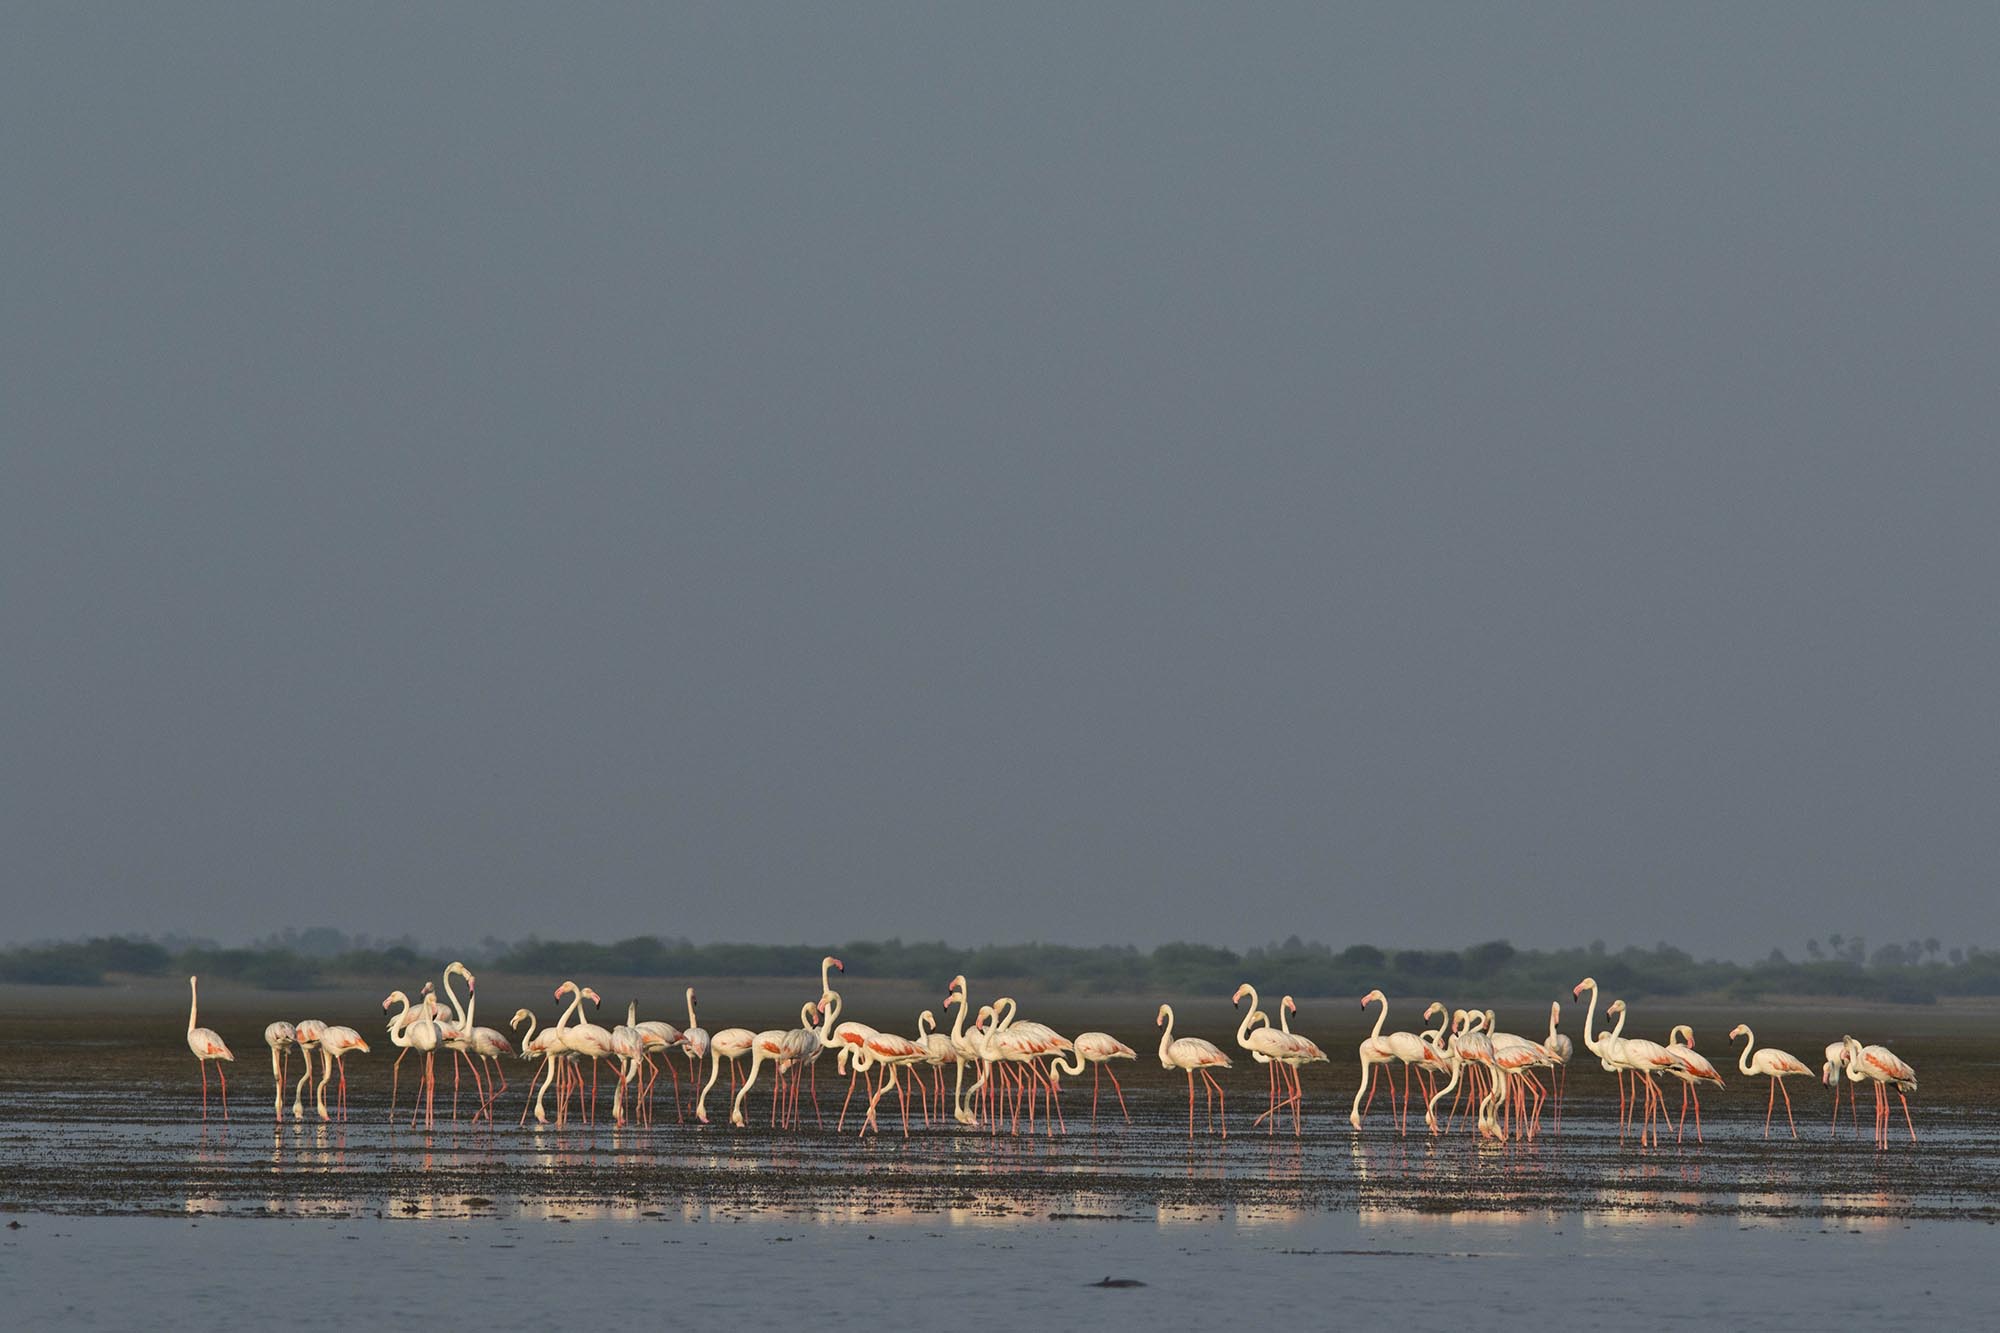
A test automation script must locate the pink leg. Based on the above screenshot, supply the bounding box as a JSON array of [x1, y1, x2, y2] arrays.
[[1108, 1067, 1131, 1123]]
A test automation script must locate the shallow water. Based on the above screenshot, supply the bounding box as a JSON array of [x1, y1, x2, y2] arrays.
[[4, 989, 1994, 1326], [4, 1210, 1984, 1331]]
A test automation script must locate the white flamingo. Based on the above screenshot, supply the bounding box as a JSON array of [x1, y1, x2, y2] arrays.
[[1156, 1003, 1232, 1139]]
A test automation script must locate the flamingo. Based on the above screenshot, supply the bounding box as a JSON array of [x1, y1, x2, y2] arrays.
[[697, 1024, 756, 1124], [610, 1003, 649, 1127], [1048, 1029, 1137, 1125], [632, 1017, 684, 1124], [1156, 1003, 1231, 1139], [853, 1021, 930, 1138], [383, 990, 443, 1129], [1544, 1002, 1574, 1130], [186, 976, 233, 1121], [1485, 1011, 1555, 1141], [291, 1018, 327, 1121], [1572, 977, 1637, 1140], [314, 1026, 370, 1121], [1728, 1024, 1814, 1139], [818, 989, 880, 1131], [558, 985, 615, 1126], [524, 983, 589, 1126], [730, 1002, 818, 1129], [987, 1000, 1069, 1135], [1840, 1035, 1917, 1150], [1599, 1001, 1678, 1148], [1231, 984, 1306, 1135], [1349, 990, 1401, 1131], [468, 1018, 515, 1116], [1822, 1040, 1860, 1136], [264, 1022, 297, 1121], [680, 988, 710, 1107], [1273, 996, 1331, 1130], [512, 1005, 569, 1126], [438, 963, 488, 1122], [1376, 993, 1443, 1136], [917, 1010, 958, 1122], [943, 984, 984, 1125], [1422, 1010, 1473, 1133], [1660, 1024, 1724, 1143]]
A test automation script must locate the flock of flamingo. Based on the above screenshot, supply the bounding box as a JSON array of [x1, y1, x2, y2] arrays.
[[181, 963, 1922, 1150]]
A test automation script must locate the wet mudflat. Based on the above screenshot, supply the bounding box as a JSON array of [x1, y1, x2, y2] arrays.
[[4, 987, 1995, 1328]]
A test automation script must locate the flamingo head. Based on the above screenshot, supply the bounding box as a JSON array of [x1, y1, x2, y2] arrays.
[[1230, 983, 1252, 1006], [949, 974, 967, 993], [1424, 1001, 1446, 1021], [1605, 999, 1625, 1016], [583, 987, 602, 1007], [1283, 995, 1298, 1015], [1155, 1004, 1171, 1027], [1572, 977, 1596, 999], [1728, 1023, 1749, 1040], [554, 980, 576, 1000], [826, 956, 844, 973], [1361, 988, 1385, 1008], [943, 990, 960, 1010], [510, 1008, 532, 1028], [382, 991, 405, 1012]]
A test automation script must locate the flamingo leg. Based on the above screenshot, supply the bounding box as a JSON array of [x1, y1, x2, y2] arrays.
[[1899, 1090, 1915, 1144], [1763, 1076, 1776, 1137], [1778, 1077, 1798, 1139]]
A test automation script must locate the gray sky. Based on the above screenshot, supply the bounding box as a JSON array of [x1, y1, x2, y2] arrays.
[[5, 5, 1997, 959]]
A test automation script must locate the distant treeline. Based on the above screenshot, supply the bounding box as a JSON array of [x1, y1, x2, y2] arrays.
[[2, 930, 1995, 1003]]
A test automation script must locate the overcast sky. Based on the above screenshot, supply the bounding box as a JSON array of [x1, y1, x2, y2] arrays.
[[5, 6, 1996, 959]]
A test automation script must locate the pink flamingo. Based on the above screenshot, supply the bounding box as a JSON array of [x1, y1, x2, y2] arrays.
[[1660, 1024, 1724, 1143], [1232, 984, 1306, 1135], [186, 976, 233, 1121], [1840, 1035, 1917, 1150], [314, 1026, 370, 1121], [697, 1024, 756, 1124], [1156, 1003, 1231, 1139], [1729, 1024, 1813, 1139], [1050, 1030, 1137, 1124], [1349, 990, 1402, 1131], [264, 1022, 297, 1121]]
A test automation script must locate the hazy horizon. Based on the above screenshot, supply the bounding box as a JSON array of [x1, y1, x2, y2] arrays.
[[7, 7, 1998, 959]]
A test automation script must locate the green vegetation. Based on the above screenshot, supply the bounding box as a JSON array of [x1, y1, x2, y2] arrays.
[[1, 930, 1994, 1002]]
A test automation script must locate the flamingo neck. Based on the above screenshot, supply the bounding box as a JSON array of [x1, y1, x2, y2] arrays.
[[441, 968, 470, 1029], [1157, 1007, 1176, 1064], [1234, 996, 1262, 1045], [386, 994, 416, 1047], [1547, 1004, 1561, 1044], [685, 987, 698, 1031], [815, 991, 841, 1040], [1577, 983, 1602, 1057], [1734, 1028, 1756, 1075], [1368, 995, 1388, 1041], [946, 996, 967, 1044], [553, 985, 584, 1034], [1279, 999, 1296, 1036], [188, 977, 198, 1034]]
